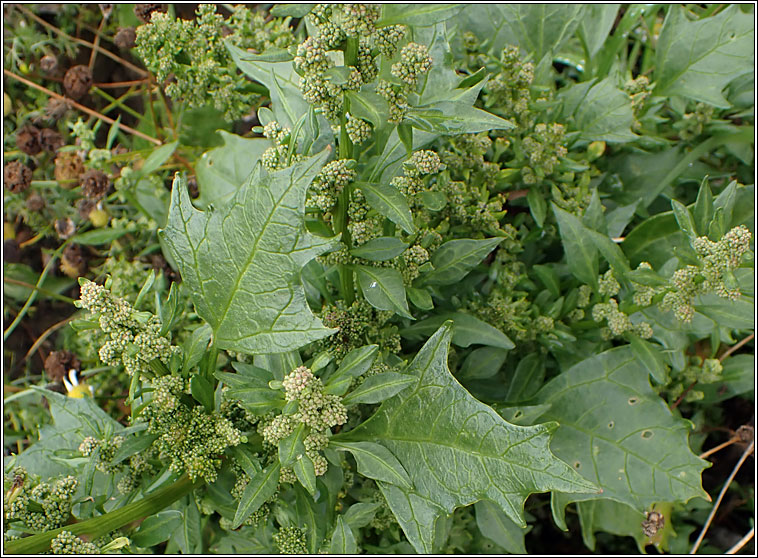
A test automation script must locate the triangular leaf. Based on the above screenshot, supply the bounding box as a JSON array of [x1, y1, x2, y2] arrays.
[[535, 346, 710, 517], [338, 323, 596, 552], [162, 154, 339, 355]]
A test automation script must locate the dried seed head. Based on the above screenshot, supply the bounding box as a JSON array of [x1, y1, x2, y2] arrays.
[[54, 152, 85, 186], [4, 161, 33, 193], [63, 65, 93, 100], [45, 98, 73, 121], [60, 244, 87, 278], [55, 217, 76, 240], [80, 169, 110, 200], [113, 27, 137, 49], [641, 511, 665, 538], [39, 128, 64, 153], [26, 193, 45, 212], [40, 54, 59, 73], [16, 125, 42, 155]]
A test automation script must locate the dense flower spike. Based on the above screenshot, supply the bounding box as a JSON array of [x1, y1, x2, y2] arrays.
[[50, 531, 99, 554], [4, 468, 78, 533], [76, 279, 179, 377], [391, 42, 433, 87]]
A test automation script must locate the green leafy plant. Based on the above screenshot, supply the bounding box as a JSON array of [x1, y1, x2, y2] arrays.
[[4, 4, 754, 555]]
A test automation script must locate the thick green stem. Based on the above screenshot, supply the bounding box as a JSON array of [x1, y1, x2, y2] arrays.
[[4, 475, 201, 554]]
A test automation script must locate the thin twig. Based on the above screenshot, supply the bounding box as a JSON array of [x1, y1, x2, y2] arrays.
[[690, 441, 754, 554], [3, 277, 75, 304], [17, 316, 78, 372], [88, 16, 105, 69], [726, 526, 754, 554], [4, 70, 161, 146], [93, 79, 149, 89], [699, 436, 738, 460], [719, 333, 755, 363], [15, 5, 148, 77]]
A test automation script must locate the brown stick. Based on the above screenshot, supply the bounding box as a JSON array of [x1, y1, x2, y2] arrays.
[[93, 79, 149, 89], [699, 436, 738, 460], [671, 380, 698, 410], [719, 332, 754, 363], [4, 69, 162, 146], [15, 5, 149, 77]]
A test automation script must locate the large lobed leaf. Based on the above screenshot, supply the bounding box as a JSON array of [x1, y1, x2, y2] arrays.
[[338, 323, 596, 553], [655, 5, 754, 108], [162, 153, 339, 355], [535, 345, 710, 523]]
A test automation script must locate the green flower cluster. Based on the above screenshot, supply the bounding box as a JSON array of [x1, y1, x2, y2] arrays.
[[592, 298, 653, 340], [260, 366, 346, 479], [345, 113, 372, 144], [675, 102, 714, 141], [3, 468, 77, 533], [633, 226, 753, 322], [668, 357, 724, 404], [78, 435, 156, 494], [49, 531, 99, 555], [319, 300, 402, 357], [485, 45, 534, 124], [391, 150, 444, 197], [391, 42, 433, 87], [135, 4, 295, 120], [261, 121, 303, 172], [273, 526, 308, 554], [307, 158, 356, 212], [76, 279, 179, 378], [140, 375, 245, 482], [521, 123, 568, 185]]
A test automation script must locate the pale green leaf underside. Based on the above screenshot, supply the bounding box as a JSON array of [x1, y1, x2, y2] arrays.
[[536, 345, 710, 516], [341, 323, 596, 553], [162, 153, 339, 355]]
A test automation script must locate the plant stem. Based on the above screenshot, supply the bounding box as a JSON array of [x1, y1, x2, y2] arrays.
[[2, 277, 75, 304], [3, 70, 161, 146], [4, 475, 202, 554], [719, 333, 754, 362], [689, 441, 754, 554], [726, 526, 754, 554]]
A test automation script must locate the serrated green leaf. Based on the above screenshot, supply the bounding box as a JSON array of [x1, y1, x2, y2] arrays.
[[162, 154, 339, 355], [330, 440, 413, 489], [655, 5, 754, 107], [535, 345, 710, 515], [342, 372, 416, 405], [421, 238, 503, 286], [401, 312, 515, 350], [379, 4, 463, 26], [349, 237, 408, 261], [233, 461, 281, 529], [131, 510, 183, 548], [356, 181, 416, 234], [475, 500, 529, 554], [339, 323, 597, 553], [195, 131, 269, 210], [329, 515, 358, 554], [552, 203, 599, 288], [355, 265, 413, 319]]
